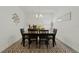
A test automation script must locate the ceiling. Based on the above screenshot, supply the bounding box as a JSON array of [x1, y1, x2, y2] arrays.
[[19, 6, 72, 21], [19, 6, 59, 13]]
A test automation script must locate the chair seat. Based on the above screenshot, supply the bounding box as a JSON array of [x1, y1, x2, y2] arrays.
[[48, 36, 53, 39], [24, 36, 29, 39]]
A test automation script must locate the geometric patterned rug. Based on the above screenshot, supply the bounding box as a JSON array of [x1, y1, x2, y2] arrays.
[[2, 39, 76, 53]]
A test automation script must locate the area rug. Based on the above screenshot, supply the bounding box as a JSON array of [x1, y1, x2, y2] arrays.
[[3, 39, 76, 53]]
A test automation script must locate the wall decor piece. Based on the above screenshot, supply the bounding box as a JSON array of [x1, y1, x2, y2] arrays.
[[57, 11, 71, 22], [12, 13, 20, 24]]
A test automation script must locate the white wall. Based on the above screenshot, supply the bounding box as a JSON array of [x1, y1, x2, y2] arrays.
[[54, 7, 79, 52], [0, 7, 25, 52]]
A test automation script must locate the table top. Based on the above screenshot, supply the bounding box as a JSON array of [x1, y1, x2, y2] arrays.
[[23, 32, 55, 35], [28, 28, 49, 31]]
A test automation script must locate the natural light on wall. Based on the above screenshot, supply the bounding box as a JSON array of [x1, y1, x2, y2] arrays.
[[56, 11, 71, 22], [33, 13, 43, 19]]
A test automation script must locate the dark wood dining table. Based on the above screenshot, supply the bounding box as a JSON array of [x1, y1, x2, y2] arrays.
[[22, 32, 55, 47]]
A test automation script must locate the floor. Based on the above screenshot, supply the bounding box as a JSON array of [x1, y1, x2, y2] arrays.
[[3, 39, 76, 53]]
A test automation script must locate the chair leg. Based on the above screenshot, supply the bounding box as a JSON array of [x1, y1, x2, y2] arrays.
[[28, 39, 31, 48], [39, 40, 41, 48], [46, 40, 48, 48], [36, 39, 38, 48], [53, 37, 56, 47], [29, 43, 30, 48], [22, 38, 25, 47], [54, 40, 56, 45], [53, 36, 55, 47]]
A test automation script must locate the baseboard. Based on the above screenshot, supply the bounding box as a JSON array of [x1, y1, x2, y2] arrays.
[[57, 38, 78, 53], [1, 38, 20, 53]]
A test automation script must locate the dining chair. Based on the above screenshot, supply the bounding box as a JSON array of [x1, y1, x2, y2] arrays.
[[20, 28, 28, 47], [53, 28, 57, 46], [28, 29, 38, 48], [39, 30, 49, 48], [47, 28, 57, 47], [20, 28, 24, 44]]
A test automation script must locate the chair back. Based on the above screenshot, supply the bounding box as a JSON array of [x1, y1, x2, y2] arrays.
[[53, 28, 57, 36], [28, 29, 38, 33], [39, 30, 49, 33], [28, 29, 38, 39], [20, 28, 24, 36], [39, 30, 49, 39]]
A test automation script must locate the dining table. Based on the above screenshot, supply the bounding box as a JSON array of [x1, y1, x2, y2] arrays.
[[22, 31, 56, 47]]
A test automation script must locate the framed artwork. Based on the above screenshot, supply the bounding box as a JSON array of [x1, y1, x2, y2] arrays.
[[12, 13, 20, 24]]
